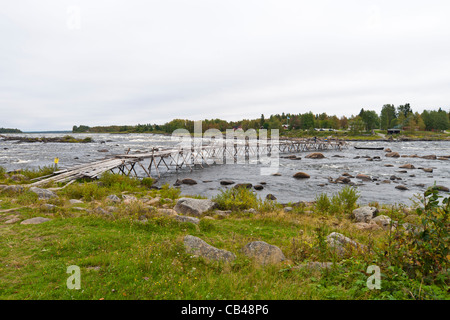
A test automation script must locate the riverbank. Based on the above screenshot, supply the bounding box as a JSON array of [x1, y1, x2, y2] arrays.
[[0, 134, 93, 143], [0, 168, 448, 300]]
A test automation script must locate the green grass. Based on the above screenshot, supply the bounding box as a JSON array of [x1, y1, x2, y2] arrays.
[[0, 172, 448, 300]]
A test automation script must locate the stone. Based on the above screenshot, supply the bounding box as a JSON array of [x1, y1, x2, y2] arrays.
[[5, 217, 21, 224], [399, 164, 415, 169], [356, 174, 372, 181], [395, 185, 408, 190], [233, 183, 253, 189], [173, 198, 217, 216], [342, 173, 354, 178], [352, 206, 379, 223], [305, 152, 325, 159], [157, 208, 178, 217], [385, 152, 400, 158], [284, 207, 293, 212], [271, 173, 282, 176], [0, 185, 24, 193], [220, 180, 235, 185], [293, 172, 310, 179], [384, 148, 392, 152], [372, 215, 392, 229], [42, 204, 57, 210], [421, 168, 433, 173], [421, 155, 437, 160], [10, 174, 28, 182], [175, 215, 200, 224], [147, 197, 161, 206], [242, 241, 286, 265], [433, 185, 449, 192], [184, 235, 236, 262], [243, 208, 257, 214], [69, 199, 83, 204], [181, 178, 197, 185], [20, 217, 51, 225], [253, 185, 264, 190], [266, 194, 277, 200], [384, 164, 394, 167], [106, 194, 121, 203], [29, 187, 57, 200], [335, 176, 351, 184], [354, 221, 380, 230], [326, 232, 364, 254]]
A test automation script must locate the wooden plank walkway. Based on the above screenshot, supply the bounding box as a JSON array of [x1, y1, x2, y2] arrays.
[[30, 137, 348, 186]]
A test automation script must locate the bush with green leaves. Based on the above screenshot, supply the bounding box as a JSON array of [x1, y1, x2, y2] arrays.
[[213, 187, 259, 211], [315, 186, 360, 216], [379, 186, 449, 285]]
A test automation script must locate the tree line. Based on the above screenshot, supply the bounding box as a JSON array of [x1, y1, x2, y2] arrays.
[[72, 104, 449, 134], [0, 127, 22, 133]]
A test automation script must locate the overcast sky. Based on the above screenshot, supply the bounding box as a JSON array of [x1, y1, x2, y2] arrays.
[[1, 0, 450, 131]]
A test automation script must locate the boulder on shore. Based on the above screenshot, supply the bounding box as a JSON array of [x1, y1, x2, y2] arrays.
[[184, 235, 236, 262], [326, 232, 364, 255], [29, 187, 57, 200], [352, 206, 379, 223], [241, 241, 286, 265], [173, 198, 217, 216]]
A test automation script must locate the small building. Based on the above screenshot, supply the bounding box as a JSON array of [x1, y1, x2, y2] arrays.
[[387, 128, 401, 135]]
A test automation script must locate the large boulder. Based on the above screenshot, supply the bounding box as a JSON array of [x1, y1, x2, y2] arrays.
[[184, 235, 236, 262], [293, 172, 310, 179], [242, 241, 286, 265], [174, 198, 217, 216], [399, 164, 415, 169], [352, 206, 379, 223], [29, 187, 57, 200], [220, 180, 235, 186], [175, 215, 200, 224], [305, 152, 325, 159]]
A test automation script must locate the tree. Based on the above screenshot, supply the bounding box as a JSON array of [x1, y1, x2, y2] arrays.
[[380, 104, 397, 129], [349, 116, 365, 135], [360, 109, 380, 131], [397, 103, 412, 118]]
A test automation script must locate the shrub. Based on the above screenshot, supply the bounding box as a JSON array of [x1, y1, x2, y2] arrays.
[[158, 183, 181, 200], [21, 166, 56, 179], [213, 187, 259, 211], [98, 171, 140, 192], [140, 177, 154, 189], [315, 193, 331, 213], [379, 186, 449, 284]]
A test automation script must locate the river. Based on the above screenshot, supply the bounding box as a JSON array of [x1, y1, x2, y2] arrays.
[[1, 133, 449, 206]]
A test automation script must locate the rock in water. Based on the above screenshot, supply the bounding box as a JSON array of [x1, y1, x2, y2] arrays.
[[174, 198, 217, 216], [233, 183, 253, 189], [242, 241, 286, 265], [184, 235, 236, 262], [181, 178, 197, 185], [399, 164, 415, 169], [220, 180, 235, 185], [385, 152, 400, 158], [305, 152, 325, 159], [356, 174, 372, 181], [395, 185, 408, 191], [293, 172, 310, 179]]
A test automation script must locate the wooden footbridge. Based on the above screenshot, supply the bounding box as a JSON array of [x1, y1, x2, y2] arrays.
[[30, 137, 348, 187]]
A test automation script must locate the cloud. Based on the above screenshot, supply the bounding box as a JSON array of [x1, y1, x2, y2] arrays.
[[1, 0, 450, 131]]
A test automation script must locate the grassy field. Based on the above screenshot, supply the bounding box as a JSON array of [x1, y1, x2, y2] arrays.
[[0, 168, 448, 300]]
